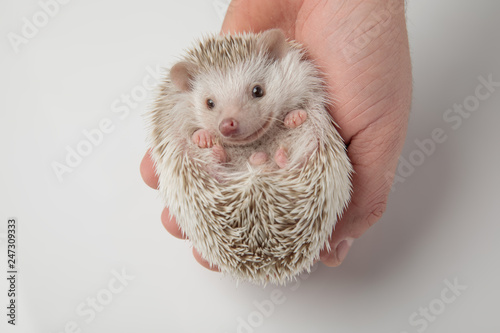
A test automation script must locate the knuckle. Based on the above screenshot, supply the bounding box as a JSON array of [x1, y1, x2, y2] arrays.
[[349, 201, 388, 239], [366, 201, 387, 227]]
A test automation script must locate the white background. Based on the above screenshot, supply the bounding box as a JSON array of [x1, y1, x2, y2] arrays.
[[1, 0, 499, 332]]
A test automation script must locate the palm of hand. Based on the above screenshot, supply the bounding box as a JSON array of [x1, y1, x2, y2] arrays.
[[140, 0, 412, 269]]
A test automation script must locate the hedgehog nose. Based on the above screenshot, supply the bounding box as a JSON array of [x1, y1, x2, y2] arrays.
[[219, 118, 239, 137]]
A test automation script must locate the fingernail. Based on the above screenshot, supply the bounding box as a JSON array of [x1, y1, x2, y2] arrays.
[[336, 238, 354, 263]]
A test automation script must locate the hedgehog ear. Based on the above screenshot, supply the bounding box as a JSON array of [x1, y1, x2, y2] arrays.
[[257, 29, 288, 61], [170, 61, 196, 91]]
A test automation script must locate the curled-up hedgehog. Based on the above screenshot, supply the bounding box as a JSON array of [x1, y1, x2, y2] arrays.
[[147, 29, 353, 285]]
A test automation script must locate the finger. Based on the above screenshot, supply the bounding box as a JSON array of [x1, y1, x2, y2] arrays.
[[161, 207, 186, 240], [320, 238, 354, 267], [140, 150, 159, 189], [192, 248, 220, 272], [320, 114, 409, 267]]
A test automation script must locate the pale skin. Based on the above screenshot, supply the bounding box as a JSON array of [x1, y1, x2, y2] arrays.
[[191, 108, 308, 166], [140, 0, 412, 270]]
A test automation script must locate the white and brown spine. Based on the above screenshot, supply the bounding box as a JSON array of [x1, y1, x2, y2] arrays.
[[147, 30, 353, 285]]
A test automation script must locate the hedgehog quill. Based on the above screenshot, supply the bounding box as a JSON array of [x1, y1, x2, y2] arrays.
[[147, 29, 353, 285]]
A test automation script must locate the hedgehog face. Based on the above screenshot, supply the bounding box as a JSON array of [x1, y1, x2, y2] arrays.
[[169, 29, 316, 146], [188, 62, 280, 146], [171, 67, 285, 147]]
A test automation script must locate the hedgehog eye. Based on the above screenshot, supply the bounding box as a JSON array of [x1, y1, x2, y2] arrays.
[[206, 98, 215, 109], [252, 85, 265, 98]]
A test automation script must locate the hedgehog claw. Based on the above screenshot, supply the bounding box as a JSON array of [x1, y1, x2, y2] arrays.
[[274, 147, 288, 169], [284, 109, 307, 129], [212, 145, 227, 163], [192, 129, 215, 148]]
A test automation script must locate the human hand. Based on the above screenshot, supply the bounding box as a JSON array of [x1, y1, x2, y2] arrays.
[[140, 0, 412, 270]]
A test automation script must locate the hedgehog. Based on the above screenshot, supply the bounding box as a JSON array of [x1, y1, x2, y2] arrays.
[[147, 29, 353, 285]]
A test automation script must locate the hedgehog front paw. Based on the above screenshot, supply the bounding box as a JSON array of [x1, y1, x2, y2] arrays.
[[274, 147, 288, 169], [249, 151, 268, 166], [284, 109, 307, 129], [212, 144, 227, 163], [192, 129, 215, 148]]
